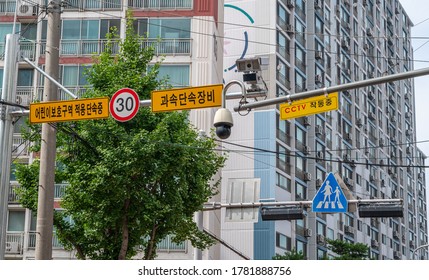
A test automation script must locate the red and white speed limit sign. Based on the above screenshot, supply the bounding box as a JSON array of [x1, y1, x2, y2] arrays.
[[109, 88, 140, 122]]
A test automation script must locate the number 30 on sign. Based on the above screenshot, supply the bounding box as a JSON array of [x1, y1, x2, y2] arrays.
[[109, 88, 140, 122]]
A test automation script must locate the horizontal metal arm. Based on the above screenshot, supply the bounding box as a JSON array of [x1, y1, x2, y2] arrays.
[[234, 67, 429, 111], [202, 198, 403, 210], [22, 57, 78, 100]]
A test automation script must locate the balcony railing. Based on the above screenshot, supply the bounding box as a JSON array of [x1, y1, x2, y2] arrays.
[[5, 231, 186, 256], [128, 0, 193, 9], [138, 234, 187, 253], [28, 231, 63, 249], [156, 235, 187, 252], [0, 40, 37, 61], [64, 0, 123, 10], [39, 38, 192, 57], [12, 133, 30, 157], [8, 183, 21, 203], [8, 183, 67, 203], [40, 39, 119, 57], [16, 86, 34, 106], [55, 183, 68, 199], [0, 0, 15, 14], [37, 86, 89, 101], [5, 231, 24, 255], [141, 38, 192, 56]]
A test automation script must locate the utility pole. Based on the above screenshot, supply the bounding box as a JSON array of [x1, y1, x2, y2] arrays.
[[0, 34, 19, 260], [35, 0, 61, 260]]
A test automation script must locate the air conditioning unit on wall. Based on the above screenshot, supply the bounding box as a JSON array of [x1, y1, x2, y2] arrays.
[[5, 242, 20, 254], [17, 0, 35, 16]]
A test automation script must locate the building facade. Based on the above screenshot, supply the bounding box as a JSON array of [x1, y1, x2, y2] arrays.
[[221, 0, 428, 260], [1, 0, 224, 259]]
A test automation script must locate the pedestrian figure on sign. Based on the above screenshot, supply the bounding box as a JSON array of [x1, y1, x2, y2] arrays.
[[334, 186, 341, 203], [322, 180, 332, 204]]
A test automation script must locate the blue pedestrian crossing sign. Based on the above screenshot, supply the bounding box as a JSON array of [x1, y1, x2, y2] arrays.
[[312, 173, 348, 213]]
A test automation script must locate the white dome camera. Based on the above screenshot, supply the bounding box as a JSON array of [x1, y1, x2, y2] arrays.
[[213, 108, 233, 139]]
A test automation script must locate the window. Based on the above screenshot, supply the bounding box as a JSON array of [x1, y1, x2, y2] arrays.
[[100, 19, 121, 38], [62, 20, 100, 40], [42, 19, 120, 41], [294, 19, 306, 45], [7, 210, 25, 231], [316, 168, 325, 183], [17, 69, 33, 87], [148, 18, 191, 39], [315, 16, 324, 36], [0, 23, 16, 41], [317, 221, 326, 236], [278, 3, 289, 25], [295, 45, 306, 72], [295, 239, 307, 257], [295, 71, 306, 92], [296, 126, 306, 145], [295, 181, 307, 200], [276, 232, 291, 250], [296, 156, 305, 172], [134, 19, 148, 36], [277, 172, 291, 192], [277, 59, 290, 89], [277, 143, 290, 173], [327, 228, 334, 240], [158, 65, 190, 88], [317, 249, 326, 260], [277, 116, 290, 144], [61, 65, 91, 87]]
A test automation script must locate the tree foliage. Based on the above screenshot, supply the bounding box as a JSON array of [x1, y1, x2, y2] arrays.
[[16, 15, 225, 260], [326, 239, 369, 260], [272, 249, 306, 260]]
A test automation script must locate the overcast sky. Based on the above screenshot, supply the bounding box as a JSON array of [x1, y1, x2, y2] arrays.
[[399, 0, 429, 160]]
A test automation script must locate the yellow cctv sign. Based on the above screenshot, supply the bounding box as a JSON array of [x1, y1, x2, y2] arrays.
[[29, 97, 110, 124], [279, 92, 339, 120], [151, 84, 223, 113]]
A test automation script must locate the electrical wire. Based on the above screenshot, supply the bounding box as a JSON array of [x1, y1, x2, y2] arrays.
[[62, 0, 429, 41], [5, 2, 428, 168], [215, 139, 429, 169], [36, 1, 429, 69], [5, 0, 429, 69]]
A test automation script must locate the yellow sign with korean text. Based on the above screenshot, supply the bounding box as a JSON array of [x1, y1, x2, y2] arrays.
[[151, 84, 223, 113], [279, 92, 339, 120], [29, 97, 110, 124]]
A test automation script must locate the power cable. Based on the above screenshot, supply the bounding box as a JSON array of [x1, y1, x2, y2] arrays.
[[41, 1, 429, 68], [215, 139, 429, 169], [63, 0, 429, 40]]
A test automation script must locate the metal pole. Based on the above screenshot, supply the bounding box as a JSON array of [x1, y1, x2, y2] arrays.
[[234, 67, 429, 111], [412, 244, 429, 260], [202, 198, 403, 210], [222, 80, 247, 107], [22, 57, 78, 99], [0, 34, 19, 260], [35, 0, 61, 260]]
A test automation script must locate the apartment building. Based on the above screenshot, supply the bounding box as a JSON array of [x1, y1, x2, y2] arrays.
[[221, 0, 428, 260], [1, 0, 224, 259]]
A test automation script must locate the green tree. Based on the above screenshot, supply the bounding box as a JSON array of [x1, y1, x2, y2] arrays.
[[326, 239, 369, 260], [272, 249, 306, 260], [16, 15, 225, 260]]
